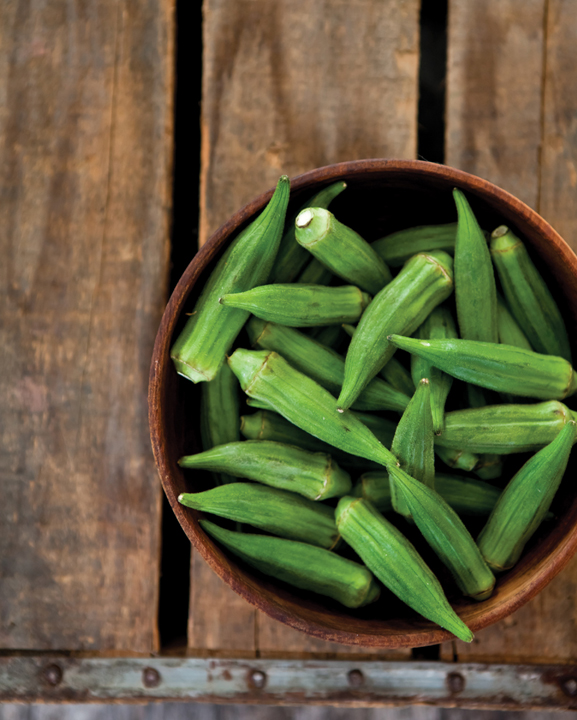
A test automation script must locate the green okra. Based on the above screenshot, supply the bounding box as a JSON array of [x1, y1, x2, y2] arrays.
[[473, 455, 503, 482], [344, 323, 415, 397], [200, 519, 380, 608], [411, 306, 458, 434], [388, 465, 495, 601], [453, 189, 498, 344], [297, 257, 334, 285], [381, 357, 415, 397], [179, 440, 352, 501], [478, 421, 576, 571], [354, 412, 397, 450], [220, 284, 371, 327], [247, 318, 410, 413], [371, 223, 458, 267], [171, 176, 290, 383], [387, 336, 577, 401], [435, 401, 575, 454], [179, 483, 338, 549], [337, 251, 454, 411], [270, 181, 347, 284], [435, 446, 480, 473], [308, 324, 343, 349], [465, 384, 503, 482], [239, 410, 378, 470], [343, 323, 415, 395], [228, 349, 397, 468], [434, 474, 501, 516], [245, 397, 275, 411], [491, 225, 571, 362], [354, 471, 502, 517], [335, 497, 474, 642], [497, 293, 533, 351], [390, 378, 435, 518], [200, 362, 240, 485], [295, 207, 392, 295]]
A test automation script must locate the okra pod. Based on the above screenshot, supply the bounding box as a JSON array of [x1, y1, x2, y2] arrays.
[[491, 225, 571, 362], [200, 519, 380, 608], [371, 223, 457, 267], [497, 293, 533, 351], [308, 324, 343, 349], [473, 456, 503, 482], [270, 181, 347, 283], [478, 421, 576, 571], [220, 284, 371, 327], [297, 257, 334, 285], [343, 323, 414, 394], [435, 445, 480, 473], [354, 471, 501, 517], [295, 207, 392, 294], [335, 497, 474, 642], [453, 189, 498, 344], [465, 384, 503, 481], [435, 401, 575, 454], [337, 251, 454, 411], [200, 362, 241, 485], [411, 306, 458, 434], [171, 176, 290, 383], [354, 412, 397, 450], [390, 379, 435, 518], [179, 440, 352, 501], [388, 336, 577, 400], [388, 464, 495, 600], [179, 483, 338, 549], [247, 318, 410, 412], [239, 410, 378, 470], [228, 349, 397, 468]]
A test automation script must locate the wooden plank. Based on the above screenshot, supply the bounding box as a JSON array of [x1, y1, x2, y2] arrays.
[[199, 0, 421, 245], [441, 554, 577, 664], [256, 615, 415, 659], [445, 0, 546, 209], [0, 0, 174, 651], [443, 0, 577, 664], [192, 0, 420, 656], [188, 551, 257, 654], [539, 0, 577, 255]]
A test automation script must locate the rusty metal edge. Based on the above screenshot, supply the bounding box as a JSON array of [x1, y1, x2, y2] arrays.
[[1, 656, 577, 708]]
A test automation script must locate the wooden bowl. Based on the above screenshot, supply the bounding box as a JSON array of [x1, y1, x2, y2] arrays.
[[149, 159, 577, 648]]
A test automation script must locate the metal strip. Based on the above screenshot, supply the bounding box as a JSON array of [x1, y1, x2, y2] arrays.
[[0, 657, 576, 708]]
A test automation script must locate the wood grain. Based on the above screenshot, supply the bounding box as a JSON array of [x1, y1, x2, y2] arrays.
[[0, 0, 173, 651], [446, 0, 546, 209], [444, 0, 577, 664], [199, 0, 421, 245], [193, 0, 421, 656], [539, 0, 577, 254]]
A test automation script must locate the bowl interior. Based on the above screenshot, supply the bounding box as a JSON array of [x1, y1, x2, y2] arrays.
[[150, 160, 577, 648]]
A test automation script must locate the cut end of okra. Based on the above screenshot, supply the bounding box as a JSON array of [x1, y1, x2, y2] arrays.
[[491, 225, 509, 239], [295, 208, 315, 229]]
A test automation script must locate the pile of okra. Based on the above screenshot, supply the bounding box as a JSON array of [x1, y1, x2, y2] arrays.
[[172, 175, 576, 643]]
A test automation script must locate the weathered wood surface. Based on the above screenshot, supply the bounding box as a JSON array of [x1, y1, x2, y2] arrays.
[[0, 704, 574, 720], [0, 0, 174, 651], [199, 0, 421, 245], [193, 0, 421, 656], [1, 703, 573, 720], [443, 0, 577, 663], [445, 0, 546, 210]]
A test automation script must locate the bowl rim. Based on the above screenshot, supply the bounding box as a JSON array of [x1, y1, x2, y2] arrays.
[[149, 158, 577, 648]]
